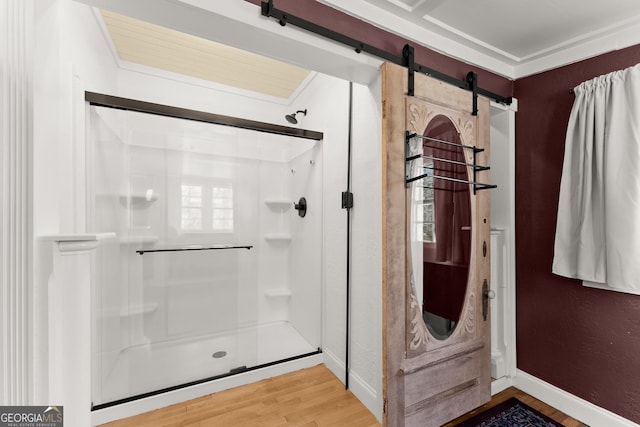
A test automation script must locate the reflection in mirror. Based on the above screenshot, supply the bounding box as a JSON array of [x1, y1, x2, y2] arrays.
[[420, 115, 472, 340]]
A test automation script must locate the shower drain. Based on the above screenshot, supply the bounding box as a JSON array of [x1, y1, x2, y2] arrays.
[[212, 351, 227, 359]]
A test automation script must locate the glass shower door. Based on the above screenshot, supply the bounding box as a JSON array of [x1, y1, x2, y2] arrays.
[[89, 100, 321, 409], [90, 105, 259, 406]]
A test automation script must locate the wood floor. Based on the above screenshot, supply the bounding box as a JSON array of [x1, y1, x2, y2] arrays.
[[98, 364, 379, 427], [99, 365, 586, 426]]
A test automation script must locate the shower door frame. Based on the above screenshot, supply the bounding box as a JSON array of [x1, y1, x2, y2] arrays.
[[86, 91, 325, 410], [84, 92, 324, 141]]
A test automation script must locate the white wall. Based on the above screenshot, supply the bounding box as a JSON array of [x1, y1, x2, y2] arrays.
[[285, 75, 348, 371], [288, 71, 383, 419], [1, 0, 33, 406], [288, 141, 324, 348], [32, 0, 119, 404], [33, 0, 118, 235], [489, 103, 518, 388], [349, 79, 384, 417]]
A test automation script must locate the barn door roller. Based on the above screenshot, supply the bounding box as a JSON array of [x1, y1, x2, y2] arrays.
[[260, 0, 512, 112]]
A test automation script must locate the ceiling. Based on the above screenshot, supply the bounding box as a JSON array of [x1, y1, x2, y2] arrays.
[[99, 9, 311, 100], [93, 0, 640, 93], [320, 0, 640, 78]]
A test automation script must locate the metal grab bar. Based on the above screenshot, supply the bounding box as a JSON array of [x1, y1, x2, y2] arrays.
[[136, 245, 253, 255]]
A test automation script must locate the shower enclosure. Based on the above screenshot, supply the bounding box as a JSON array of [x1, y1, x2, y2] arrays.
[[88, 100, 323, 408]]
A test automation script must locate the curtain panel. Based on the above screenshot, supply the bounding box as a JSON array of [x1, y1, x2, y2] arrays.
[[553, 63, 640, 294]]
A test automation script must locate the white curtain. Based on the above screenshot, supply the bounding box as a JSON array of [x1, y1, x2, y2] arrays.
[[553, 63, 640, 294]]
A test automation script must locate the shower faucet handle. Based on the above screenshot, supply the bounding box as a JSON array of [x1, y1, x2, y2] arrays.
[[294, 197, 307, 218]]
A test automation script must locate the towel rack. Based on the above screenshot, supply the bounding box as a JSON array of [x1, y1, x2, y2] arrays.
[[136, 244, 253, 255], [405, 131, 496, 193]]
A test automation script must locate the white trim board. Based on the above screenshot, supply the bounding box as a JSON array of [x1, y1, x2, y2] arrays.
[[323, 349, 382, 423], [515, 370, 640, 427], [491, 376, 513, 396]]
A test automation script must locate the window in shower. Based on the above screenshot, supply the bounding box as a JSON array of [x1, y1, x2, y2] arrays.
[[88, 98, 323, 409], [181, 184, 202, 231], [180, 182, 234, 233], [212, 185, 233, 232]]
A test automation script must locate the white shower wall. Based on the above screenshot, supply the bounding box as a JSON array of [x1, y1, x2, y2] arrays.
[[257, 133, 322, 342], [89, 105, 322, 405], [287, 143, 323, 347], [287, 73, 383, 417]]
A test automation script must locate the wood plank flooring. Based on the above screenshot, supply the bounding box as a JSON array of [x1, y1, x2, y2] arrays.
[[98, 364, 379, 427], [99, 365, 586, 426]]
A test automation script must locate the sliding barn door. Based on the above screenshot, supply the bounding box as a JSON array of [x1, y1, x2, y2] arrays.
[[382, 62, 492, 427]]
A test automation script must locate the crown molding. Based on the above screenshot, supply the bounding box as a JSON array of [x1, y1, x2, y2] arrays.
[[319, 0, 640, 79], [319, 0, 516, 78]]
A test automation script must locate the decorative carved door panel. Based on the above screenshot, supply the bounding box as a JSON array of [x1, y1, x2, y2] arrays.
[[382, 62, 492, 427]]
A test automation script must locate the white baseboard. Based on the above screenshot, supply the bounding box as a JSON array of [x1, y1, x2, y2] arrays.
[[491, 375, 513, 395], [515, 370, 640, 427], [323, 349, 382, 422]]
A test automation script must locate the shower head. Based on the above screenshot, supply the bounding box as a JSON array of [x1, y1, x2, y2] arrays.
[[285, 109, 307, 125]]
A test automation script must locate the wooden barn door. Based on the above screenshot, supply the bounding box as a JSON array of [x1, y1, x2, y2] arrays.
[[381, 62, 492, 427]]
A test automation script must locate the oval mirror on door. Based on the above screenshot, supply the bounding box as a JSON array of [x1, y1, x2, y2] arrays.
[[421, 115, 472, 340]]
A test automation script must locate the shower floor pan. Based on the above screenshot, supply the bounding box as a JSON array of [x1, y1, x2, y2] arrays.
[[93, 321, 320, 410]]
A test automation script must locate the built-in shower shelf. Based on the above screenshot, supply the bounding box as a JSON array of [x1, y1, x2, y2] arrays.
[[119, 235, 159, 244], [264, 199, 292, 210], [118, 193, 158, 208], [120, 303, 158, 317], [264, 288, 292, 298], [263, 233, 292, 242]]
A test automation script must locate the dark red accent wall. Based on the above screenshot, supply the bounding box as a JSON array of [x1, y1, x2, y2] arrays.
[[514, 46, 640, 423]]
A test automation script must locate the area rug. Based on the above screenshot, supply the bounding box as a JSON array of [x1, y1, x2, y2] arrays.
[[455, 397, 562, 427]]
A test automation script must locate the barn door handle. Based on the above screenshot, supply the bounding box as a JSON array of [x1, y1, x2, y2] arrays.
[[482, 279, 495, 321]]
